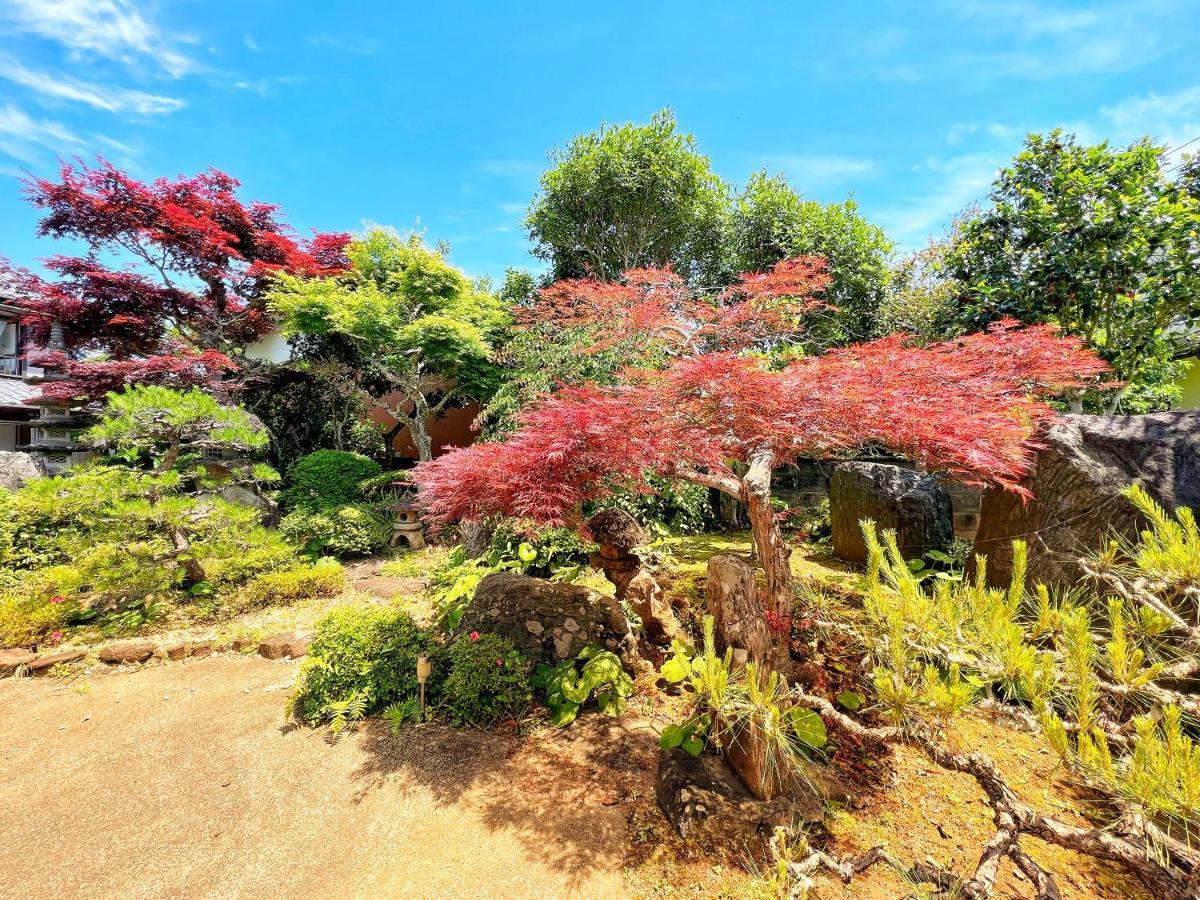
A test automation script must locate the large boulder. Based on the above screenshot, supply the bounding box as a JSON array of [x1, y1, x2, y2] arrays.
[[705, 555, 772, 667], [456, 572, 636, 665], [0, 451, 47, 491], [829, 462, 953, 564], [656, 751, 825, 847], [217, 483, 280, 527], [974, 411, 1200, 587]]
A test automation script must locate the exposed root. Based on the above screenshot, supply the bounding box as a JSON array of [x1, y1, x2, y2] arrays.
[[784, 688, 1199, 899]]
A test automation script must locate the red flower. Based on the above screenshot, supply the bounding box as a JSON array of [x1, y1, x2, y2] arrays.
[[48, 595, 65, 605], [469, 631, 480, 642], [49, 631, 63, 643], [495, 659, 503, 666]]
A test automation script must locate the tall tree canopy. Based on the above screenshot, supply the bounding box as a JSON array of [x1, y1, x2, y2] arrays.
[[526, 109, 729, 284], [947, 131, 1200, 414], [415, 258, 1109, 658], [268, 226, 509, 461], [727, 170, 894, 345], [6, 160, 349, 403]]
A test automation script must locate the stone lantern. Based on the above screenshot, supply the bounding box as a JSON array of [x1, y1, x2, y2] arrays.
[[585, 508, 682, 643]]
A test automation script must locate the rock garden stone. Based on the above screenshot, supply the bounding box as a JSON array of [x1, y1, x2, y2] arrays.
[[457, 571, 636, 665], [586, 508, 682, 644], [0, 648, 38, 676], [705, 554, 772, 668], [98, 640, 156, 664], [974, 410, 1200, 587], [0, 451, 47, 492], [29, 649, 85, 674], [830, 462, 953, 564], [217, 483, 280, 527], [258, 633, 310, 660], [656, 750, 825, 847]]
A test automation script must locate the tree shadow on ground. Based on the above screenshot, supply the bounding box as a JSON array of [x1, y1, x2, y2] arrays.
[[350, 712, 661, 882]]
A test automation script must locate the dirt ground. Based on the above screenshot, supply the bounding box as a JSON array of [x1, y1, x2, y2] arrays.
[[0, 655, 644, 900]]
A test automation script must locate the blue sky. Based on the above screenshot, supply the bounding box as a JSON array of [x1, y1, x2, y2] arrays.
[[0, 0, 1198, 285]]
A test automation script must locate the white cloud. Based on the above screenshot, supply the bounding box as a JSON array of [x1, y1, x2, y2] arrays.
[[3, 0, 193, 77], [875, 153, 1001, 249], [0, 102, 85, 162], [759, 153, 878, 186], [1101, 85, 1200, 158], [0, 54, 183, 114], [307, 33, 381, 56], [243, 35, 261, 53], [951, 0, 1169, 78]]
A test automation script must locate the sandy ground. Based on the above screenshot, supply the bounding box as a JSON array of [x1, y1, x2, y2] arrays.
[[0, 655, 638, 900]]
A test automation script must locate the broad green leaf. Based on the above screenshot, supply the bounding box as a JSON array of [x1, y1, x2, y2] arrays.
[[660, 724, 685, 750], [660, 654, 691, 683], [836, 690, 865, 711], [681, 733, 705, 756], [789, 707, 828, 749]]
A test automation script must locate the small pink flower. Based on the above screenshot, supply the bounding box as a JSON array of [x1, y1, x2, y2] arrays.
[[495, 659, 503, 667], [48, 595, 65, 605], [469, 632, 480, 642], [49, 631, 63, 644]]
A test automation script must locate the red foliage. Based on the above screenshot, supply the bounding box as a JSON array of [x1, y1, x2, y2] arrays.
[[518, 257, 830, 353], [413, 320, 1110, 527], [29, 349, 239, 404], [11, 159, 349, 401]]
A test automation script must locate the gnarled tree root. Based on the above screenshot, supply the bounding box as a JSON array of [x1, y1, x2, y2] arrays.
[[781, 689, 1200, 899]]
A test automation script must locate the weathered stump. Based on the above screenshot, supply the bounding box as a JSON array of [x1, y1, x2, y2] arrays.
[[705, 554, 773, 667]]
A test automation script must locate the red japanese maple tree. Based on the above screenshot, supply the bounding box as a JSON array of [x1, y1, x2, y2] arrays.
[[414, 258, 1110, 658], [5, 159, 349, 402]]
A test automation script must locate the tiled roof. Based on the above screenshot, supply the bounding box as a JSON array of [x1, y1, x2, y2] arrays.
[[0, 377, 37, 408]]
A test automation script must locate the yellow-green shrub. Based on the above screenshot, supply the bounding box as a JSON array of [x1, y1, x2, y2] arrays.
[[243, 557, 345, 606]]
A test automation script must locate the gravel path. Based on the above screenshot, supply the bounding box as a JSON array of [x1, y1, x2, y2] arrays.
[[0, 655, 630, 899]]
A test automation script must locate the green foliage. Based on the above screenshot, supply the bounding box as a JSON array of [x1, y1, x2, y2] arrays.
[[282, 449, 381, 510], [290, 604, 430, 729], [383, 696, 424, 733], [589, 475, 717, 534], [531, 644, 634, 727], [527, 109, 729, 284], [948, 130, 1200, 413], [876, 237, 966, 343], [422, 522, 591, 629], [269, 226, 509, 460], [0, 465, 301, 644], [727, 170, 894, 345], [279, 504, 390, 559], [441, 632, 531, 726], [1122, 483, 1200, 586], [242, 557, 345, 607], [85, 385, 268, 467]]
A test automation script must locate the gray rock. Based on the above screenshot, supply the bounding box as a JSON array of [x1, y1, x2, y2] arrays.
[[456, 572, 635, 665], [0, 451, 47, 492], [974, 411, 1200, 587], [217, 483, 280, 527], [830, 462, 953, 565], [656, 751, 825, 847]]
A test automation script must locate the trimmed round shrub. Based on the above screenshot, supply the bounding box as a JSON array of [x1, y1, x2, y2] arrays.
[[279, 504, 390, 558], [290, 604, 430, 727], [283, 450, 382, 510], [442, 632, 531, 726]]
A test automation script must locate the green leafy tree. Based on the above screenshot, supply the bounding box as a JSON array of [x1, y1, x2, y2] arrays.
[[948, 131, 1200, 413], [876, 235, 966, 344], [85, 385, 268, 473], [727, 170, 894, 345], [526, 109, 729, 283], [269, 226, 510, 461]]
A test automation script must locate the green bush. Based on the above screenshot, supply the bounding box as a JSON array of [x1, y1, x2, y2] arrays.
[[290, 604, 430, 731], [0, 464, 308, 644], [279, 504, 390, 558], [243, 557, 345, 607], [283, 450, 381, 510], [442, 632, 531, 726], [590, 475, 717, 534], [532, 644, 634, 727]]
